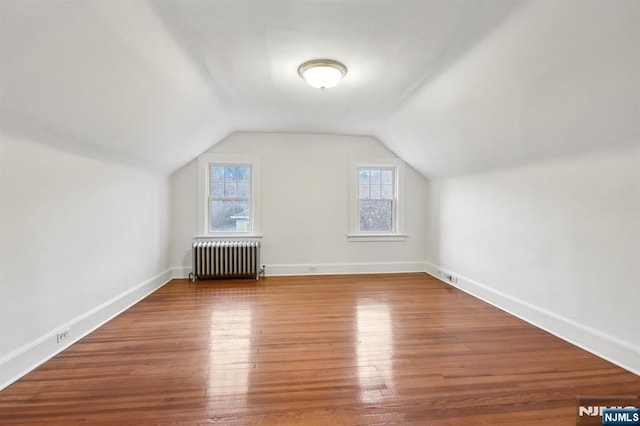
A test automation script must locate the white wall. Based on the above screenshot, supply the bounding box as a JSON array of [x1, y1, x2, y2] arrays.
[[380, 0, 639, 179], [0, 133, 172, 389], [426, 144, 640, 373], [170, 132, 428, 275]]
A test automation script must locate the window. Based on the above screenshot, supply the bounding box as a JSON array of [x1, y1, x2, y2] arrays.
[[209, 165, 251, 233], [358, 167, 395, 232], [197, 154, 261, 237], [349, 157, 406, 241]]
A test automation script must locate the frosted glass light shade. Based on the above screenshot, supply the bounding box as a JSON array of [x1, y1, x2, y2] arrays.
[[298, 59, 347, 90]]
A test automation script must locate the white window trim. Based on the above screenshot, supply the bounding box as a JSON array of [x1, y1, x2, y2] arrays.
[[348, 157, 407, 242], [196, 153, 262, 238]]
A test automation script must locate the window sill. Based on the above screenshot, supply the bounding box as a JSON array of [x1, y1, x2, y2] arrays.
[[347, 233, 408, 242], [193, 235, 263, 241]]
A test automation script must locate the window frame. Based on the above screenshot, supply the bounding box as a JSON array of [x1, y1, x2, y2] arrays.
[[348, 157, 407, 242], [197, 153, 261, 239]]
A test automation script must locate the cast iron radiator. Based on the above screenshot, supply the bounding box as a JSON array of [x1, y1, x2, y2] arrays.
[[191, 241, 261, 281]]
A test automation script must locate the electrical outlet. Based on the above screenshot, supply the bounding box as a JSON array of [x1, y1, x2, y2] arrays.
[[442, 273, 458, 283], [57, 330, 69, 343]]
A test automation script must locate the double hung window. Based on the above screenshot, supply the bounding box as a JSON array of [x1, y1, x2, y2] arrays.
[[349, 158, 406, 241], [358, 167, 395, 232], [209, 165, 251, 233], [197, 154, 261, 237]]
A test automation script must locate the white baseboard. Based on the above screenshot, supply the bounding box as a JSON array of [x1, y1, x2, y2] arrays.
[[0, 269, 174, 391], [171, 261, 427, 279], [266, 261, 427, 276], [425, 261, 640, 376]]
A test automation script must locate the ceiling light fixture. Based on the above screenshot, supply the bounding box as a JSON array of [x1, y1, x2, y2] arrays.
[[298, 59, 347, 90]]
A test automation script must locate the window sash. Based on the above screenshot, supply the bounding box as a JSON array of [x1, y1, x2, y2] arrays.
[[208, 164, 252, 234], [197, 154, 261, 237], [357, 166, 396, 233]]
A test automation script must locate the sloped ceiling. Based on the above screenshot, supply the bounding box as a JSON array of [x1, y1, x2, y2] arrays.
[[1, 0, 638, 177]]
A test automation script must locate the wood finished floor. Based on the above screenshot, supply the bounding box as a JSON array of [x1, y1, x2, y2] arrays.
[[1, 273, 638, 425]]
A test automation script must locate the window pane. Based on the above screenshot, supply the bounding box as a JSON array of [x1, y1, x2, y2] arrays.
[[237, 182, 250, 198], [225, 167, 238, 181], [381, 184, 393, 199], [210, 200, 251, 232], [212, 182, 224, 197], [370, 169, 381, 184], [232, 201, 250, 232], [381, 169, 393, 185], [359, 169, 370, 184], [212, 166, 225, 182], [359, 184, 370, 199], [370, 184, 381, 200], [237, 166, 250, 182], [210, 200, 233, 232], [224, 182, 237, 197], [359, 200, 393, 232]]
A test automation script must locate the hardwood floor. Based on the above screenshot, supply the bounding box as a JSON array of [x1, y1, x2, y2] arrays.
[[1, 273, 638, 425]]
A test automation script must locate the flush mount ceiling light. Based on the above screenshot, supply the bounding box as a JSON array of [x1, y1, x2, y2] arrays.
[[298, 59, 347, 90]]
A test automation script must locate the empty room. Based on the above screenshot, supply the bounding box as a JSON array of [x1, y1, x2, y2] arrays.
[[1, 0, 639, 424]]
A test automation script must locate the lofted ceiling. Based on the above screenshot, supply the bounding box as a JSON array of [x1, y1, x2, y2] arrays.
[[1, 0, 638, 177]]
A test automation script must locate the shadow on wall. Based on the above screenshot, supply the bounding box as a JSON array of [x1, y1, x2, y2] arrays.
[[425, 181, 441, 266]]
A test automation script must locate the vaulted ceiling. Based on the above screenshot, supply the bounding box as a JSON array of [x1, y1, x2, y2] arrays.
[[1, 0, 638, 177]]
